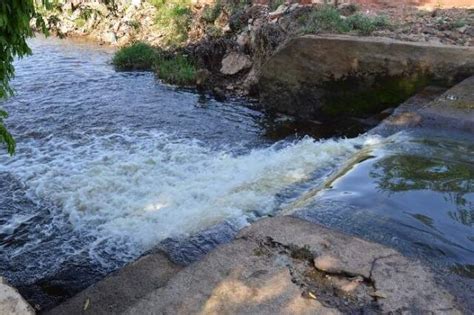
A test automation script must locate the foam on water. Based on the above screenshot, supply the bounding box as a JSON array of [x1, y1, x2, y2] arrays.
[[0, 129, 385, 266]]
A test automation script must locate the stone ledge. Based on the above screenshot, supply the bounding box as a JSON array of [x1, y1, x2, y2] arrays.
[[373, 75, 474, 134], [259, 35, 474, 119], [123, 216, 461, 314]]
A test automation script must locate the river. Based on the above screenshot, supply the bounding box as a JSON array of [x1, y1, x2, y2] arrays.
[[0, 37, 473, 311]]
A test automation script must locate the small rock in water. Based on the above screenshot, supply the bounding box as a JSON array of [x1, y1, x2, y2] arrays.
[[212, 87, 226, 101], [369, 291, 388, 299]]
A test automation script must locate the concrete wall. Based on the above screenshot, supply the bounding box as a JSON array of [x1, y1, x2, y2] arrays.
[[258, 35, 474, 119]]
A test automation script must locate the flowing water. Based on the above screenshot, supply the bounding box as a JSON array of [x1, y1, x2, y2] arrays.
[[0, 37, 472, 310]]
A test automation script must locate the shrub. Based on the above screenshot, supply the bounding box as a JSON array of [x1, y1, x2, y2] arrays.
[[227, 0, 250, 15], [150, 0, 193, 46], [112, 42, 157, 70], [202, 0, 222, 23], [302, 6, 390, 35], [155, 54, 197, 86], [303, 6, 350, 33], [346, 13, 390, 35], [75, 18, 86, 28], [270, 0, 285, 12]]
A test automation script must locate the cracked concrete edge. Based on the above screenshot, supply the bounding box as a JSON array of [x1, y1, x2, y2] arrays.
[[123, 216, 462, 314], [237, 216, 462, 313], [237, 216, 399, 279]]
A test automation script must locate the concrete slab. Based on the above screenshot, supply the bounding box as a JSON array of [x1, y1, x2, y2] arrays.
[[45, 252, 181, 315], [124, 217, 461, 314], [374, 75, 474, 134]]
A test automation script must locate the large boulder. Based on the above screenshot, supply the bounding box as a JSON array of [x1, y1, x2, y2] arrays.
[[258, 35, 474, 119], [0, 277, 35, 315]]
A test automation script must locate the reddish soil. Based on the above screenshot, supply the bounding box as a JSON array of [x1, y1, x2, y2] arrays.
[[346, 0, 473, 10]]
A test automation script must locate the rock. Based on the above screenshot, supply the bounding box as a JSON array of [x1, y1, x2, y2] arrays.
[[212, 87, 226, 101], [259, 35, 474, 119], [195, 68, 211, 90], [457, 25, 468, 33], [102, 31, 117, 44], [124, 217, 461, 314], [131, 0, 142, 7], [237, 32, 250, 48], [288, 3, 301, 12], [269, 4, 287, 19], [242, 67, 259, 95], [220, 52, 252, 75], [0, 277, 35, 315], [86, 2, 109, 17]]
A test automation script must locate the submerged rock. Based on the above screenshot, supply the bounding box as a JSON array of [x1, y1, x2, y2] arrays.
[[0, 277, 35, 315]]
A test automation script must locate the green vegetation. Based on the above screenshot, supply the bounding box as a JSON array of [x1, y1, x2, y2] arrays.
[[346, 13, 389, 35], [75, 18, 86, 28], [112, 42, 158, 70], [156, 54, 196, 86], [149, 0, 193, 46], [0, 111, 15, 155], [202, 0, 222, 23], [112, 42, 196, 85], [301, 5, 390, 35], [270, 0, 285, 12], [128, 19, 141, 30], [228, 0, 249, 15], [1, 0, 48, 155]]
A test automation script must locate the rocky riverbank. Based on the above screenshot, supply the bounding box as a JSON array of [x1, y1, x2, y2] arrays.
[[38, 1, 474, 100]]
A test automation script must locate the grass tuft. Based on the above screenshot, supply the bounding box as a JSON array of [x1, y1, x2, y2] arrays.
[[202, 0, 222, 23], [155, 54, 196, 86], [301, 5, 390, 35], [112, 42, 196, 85], [112, 42, 157, 70], [149, 0, 193, 46]]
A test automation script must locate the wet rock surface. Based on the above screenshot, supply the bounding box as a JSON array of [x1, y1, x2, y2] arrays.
[[0, 277, 35, 315], [119, 217, 460, 314], [374, 75, 474, 134], [45, 253, 181, 315]]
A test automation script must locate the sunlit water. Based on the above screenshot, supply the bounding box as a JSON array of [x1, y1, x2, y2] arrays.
[[0, 37, 472, 310]]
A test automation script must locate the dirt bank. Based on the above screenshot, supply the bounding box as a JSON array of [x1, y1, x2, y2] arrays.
[[39, 1, 474, 98]]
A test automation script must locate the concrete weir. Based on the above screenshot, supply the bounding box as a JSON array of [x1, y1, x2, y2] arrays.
[[45, 217, 463, 315], [258, 35, 474, 119], [42, 75, 474, 315]]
